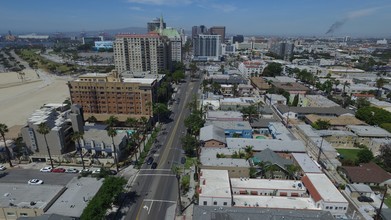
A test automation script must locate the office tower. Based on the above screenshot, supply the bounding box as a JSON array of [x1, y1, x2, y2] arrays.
[[193, 34, 221, 61], [232, 35, 244, 43], [209, 26, 226, 42], [148, 17, 166, 32], [67, 70, 159, 121], [160, 28, 182, 63], [113, 33, 170, 75], [270, 42, 294, 60], [192, 25, 208, 39]]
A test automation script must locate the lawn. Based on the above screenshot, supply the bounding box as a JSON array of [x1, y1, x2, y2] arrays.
[[385, 195, 391, 208], [336, 148, 363, 161]]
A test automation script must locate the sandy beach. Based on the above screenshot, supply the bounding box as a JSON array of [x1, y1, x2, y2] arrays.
[[0, 69, 71, 127]]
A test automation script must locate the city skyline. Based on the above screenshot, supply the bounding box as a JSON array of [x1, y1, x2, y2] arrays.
[[0, 0, 390, 37]]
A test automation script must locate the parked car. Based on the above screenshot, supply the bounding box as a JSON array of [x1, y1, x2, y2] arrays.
[[109, 170, 117, 175], [92, 169, 101, 174], [80, 168, 91, 174], [151, 162, 158, 169], [180, 157, 186, 164], [40, 167, 52, 172], [146, 157, 154, 165], [65, 168, 79, 173], [0, 165, 6, 171], [52, 168, 66, 173], [358, 196, 374, 203], [28, 179, 44, 185]]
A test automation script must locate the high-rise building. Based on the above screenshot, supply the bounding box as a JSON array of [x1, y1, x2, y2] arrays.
[[21, 104, 84, 162], [232, 35, 244, 43], [192, 25, 208, 39], [209, 26, 226, 42], [67, 70, 161, 121], [148, 17, 166, 32], [193, 34, 221, 61], [113, 33, 170, 75], [270, 42, 294, 60]]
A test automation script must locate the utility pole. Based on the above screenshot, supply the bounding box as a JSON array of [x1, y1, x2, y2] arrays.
[[375, 186, 388, 220]]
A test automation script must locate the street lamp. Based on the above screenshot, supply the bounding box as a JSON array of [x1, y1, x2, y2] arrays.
[[317, 134, 332, 164]]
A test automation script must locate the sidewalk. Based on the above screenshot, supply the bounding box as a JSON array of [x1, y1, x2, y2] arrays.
[[176, 165, 197, 220]]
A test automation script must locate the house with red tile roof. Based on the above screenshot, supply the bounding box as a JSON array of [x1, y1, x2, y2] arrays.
[[340, 162, 391, 187], [301, 173, 348, 219]]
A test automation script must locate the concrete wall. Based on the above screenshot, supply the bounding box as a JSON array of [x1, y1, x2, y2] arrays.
[[200, 166, 250, 178], [199, 196, 232, 207]]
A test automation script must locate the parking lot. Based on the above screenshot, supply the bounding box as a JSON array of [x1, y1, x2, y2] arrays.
[[0, 168, 78, 185]]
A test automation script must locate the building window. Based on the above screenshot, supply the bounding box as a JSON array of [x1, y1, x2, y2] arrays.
[[223, 202, 227, 206], [203, 201, 207, 205], [214, 201, 217, 205], [20, 213, 28, 216], [6, 212, 15, 216]]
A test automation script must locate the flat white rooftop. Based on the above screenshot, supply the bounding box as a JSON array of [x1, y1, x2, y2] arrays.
[[292, 153, 322, 173], [199, 169, 231, 199], [233, 195, 318, 210], [231, 178, 306, 192], [122, 78, 156, 84], [305, 173, 347, 203]]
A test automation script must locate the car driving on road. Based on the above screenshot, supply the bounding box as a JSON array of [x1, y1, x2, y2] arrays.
[[146, 157, 154, 165], [28, 179, 44, 185]]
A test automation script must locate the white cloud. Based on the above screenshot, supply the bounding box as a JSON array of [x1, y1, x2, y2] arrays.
[[210, 3, 236, 12], [129, 6, 143, 11], [347, 7, 380, 19], [127, 0, 192, 5]]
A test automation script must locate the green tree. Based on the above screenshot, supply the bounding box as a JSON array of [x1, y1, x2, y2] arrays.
[[105, 115, 119, 127], [71, 131, 86, 169], [86, 115, 97, 123], [355, 97, 370, 109], [37, 122, 54, 168], [376, 77, 386, 96], [172, 70, 185, 83], [312, 119, 331, 130], [0, 123, 13, 167], [377, 144, 391, 172], [153, 103, 169, 123], [356, 106, 391, 126], [291, 94, 299, 106], [286, 164, 300, 180], [125, 117, 138, 129], [107, 128, 119, 172], [240, 104, 258, 122], [184, 113, 204, 136], [172, 165, 183, 214], [181, 134, 198, 157], [357, 148, 374, 164], [243, 145, 254, 161], [262, 62, 282, 77]]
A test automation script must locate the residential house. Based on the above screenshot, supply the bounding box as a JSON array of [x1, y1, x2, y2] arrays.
[[340, 162, 391, 187], [205, 121, 252, 138], [199, 125, 227, 148], [250, 77, 271, 94], [346, 125, 391, 154], [275, 105, 354, 120], [198, 170, 232, 207], [205, 111, 243, 121], [251, 148, 294, 179], [304, 114, 366, 130]]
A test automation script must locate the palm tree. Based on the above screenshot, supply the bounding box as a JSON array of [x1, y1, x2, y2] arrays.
[[71, 131, 86, 169], [105, 115, 119, 128], [125, 117, 138, 129], [286, 164, 300, 180], [37, 122, 54, 168], [172, 165, 183, 214], [107, 128, 119, 172], [0, 123, 13, 167], [129, 131, 141, 163], [243, 145, 254, 162]]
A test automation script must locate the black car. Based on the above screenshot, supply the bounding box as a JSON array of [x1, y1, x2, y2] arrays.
[[357, 196, 374, 203], [181, 157, 186, 164], [109, 170, 117, 175], [146, 157, 154, 165], [151, 162, 158, 169]]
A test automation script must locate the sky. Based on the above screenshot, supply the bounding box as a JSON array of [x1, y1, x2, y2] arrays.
[[0, 0, 390, 37]]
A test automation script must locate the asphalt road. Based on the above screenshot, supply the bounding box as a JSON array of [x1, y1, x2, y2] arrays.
[[122, 76, 200, 220], [0, 168, 78, 185]]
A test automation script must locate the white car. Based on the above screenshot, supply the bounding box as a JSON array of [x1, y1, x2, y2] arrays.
[[0, 165, 6, 171], [92, 169, 101, 174], [65, 168, 79, 173], [40, 166, 52, 172], [28, 179, 43, 185]]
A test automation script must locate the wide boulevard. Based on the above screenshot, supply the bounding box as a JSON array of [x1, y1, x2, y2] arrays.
[[124, 75, 200, 220]]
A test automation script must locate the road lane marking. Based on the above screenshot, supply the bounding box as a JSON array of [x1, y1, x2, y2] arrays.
[[148, 201, 153, 215], [143, 199, 177, 203]]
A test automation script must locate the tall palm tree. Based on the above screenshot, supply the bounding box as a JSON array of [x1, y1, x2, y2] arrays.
[[244, 145, 254, 162], [105, 115, 119, 128], [129, 131, 141, 163], [71, 131, 86, 169], [0, 123, 13, 167], [107, 128, 119, 172], [37, 122, 54, 168], [172, 165, 183, 214], [125, 117, 138, 130]]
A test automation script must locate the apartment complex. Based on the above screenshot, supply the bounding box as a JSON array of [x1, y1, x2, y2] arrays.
[[113, 33, 169, 75], [68, 70, 161, 121], [193, 34, 221, 61], [21, 104, 84, 162]]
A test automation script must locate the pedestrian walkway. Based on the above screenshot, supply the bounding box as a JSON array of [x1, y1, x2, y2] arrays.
[[176, 165, 197, 220]]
